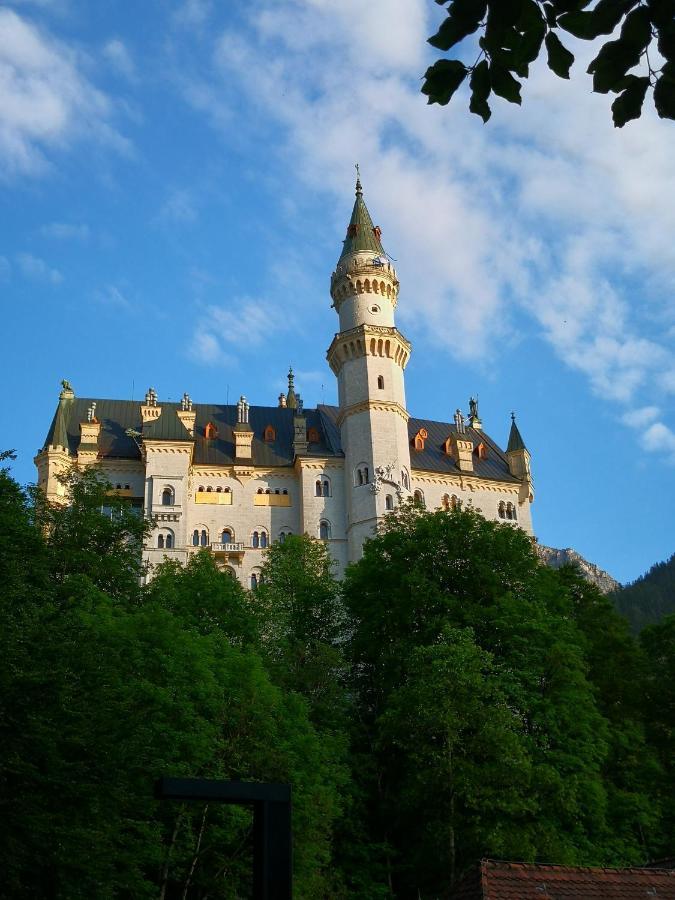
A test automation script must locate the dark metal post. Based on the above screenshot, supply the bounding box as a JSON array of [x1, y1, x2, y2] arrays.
[[156, 777, 292, 900]]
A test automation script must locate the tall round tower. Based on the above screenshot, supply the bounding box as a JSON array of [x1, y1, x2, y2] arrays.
[[327, 174, 413, 560]]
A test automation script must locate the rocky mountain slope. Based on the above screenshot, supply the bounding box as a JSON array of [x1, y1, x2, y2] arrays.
[[536, 544, 620, 594]]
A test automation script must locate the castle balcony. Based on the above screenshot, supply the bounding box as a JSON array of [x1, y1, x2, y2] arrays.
[[196, 491, 233, 505], [211, 541, 245, 559], [254, 492, 291, 507]]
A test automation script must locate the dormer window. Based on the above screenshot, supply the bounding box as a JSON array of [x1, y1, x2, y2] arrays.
[[444, 437, 454, 457], [413, 428, 428, 451], [307, 427, 320, 443], [205, 422, 218, 440], [347, 223, 359, 238], [475, 442, 488, 460], [264, 424, 276, 442]]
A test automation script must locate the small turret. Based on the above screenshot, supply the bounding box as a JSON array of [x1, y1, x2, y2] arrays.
[[506, 413, 534, 504], [233, 395, 253, 461]]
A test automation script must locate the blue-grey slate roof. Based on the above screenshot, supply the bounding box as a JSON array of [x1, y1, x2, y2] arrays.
[[42, 398, 518, 482]]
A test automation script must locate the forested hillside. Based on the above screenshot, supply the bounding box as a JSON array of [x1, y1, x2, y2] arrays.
[[1, 457, 673, 898], [612, 554, 675, 633]]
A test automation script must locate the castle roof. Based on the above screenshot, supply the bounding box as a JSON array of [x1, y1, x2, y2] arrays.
[[41, 398, 519, 483], [338, 176, 386, 262]]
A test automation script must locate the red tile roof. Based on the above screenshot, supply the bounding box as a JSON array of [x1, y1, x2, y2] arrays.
[[452, 859, 675, 900]]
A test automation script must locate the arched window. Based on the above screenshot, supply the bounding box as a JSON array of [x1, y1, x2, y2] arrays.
[[198, 485, 205, 493], [260, 531, 268, 549], [250, 573, 258, 590], [200, 529, 208, 547], [264, 425, 276, 443], [257, 488, 263, 494], [158, 534, 165, 549], [252, 531, 259, 549], [322, 479, 330, 497], [385, 494, 394, 510], [413, 428, 428, 451], [451, 494, 460, 510], [319, 520, 331, 540], [282, 489, 288, 495], [307, 427, 320, 443], [401, 468, 410, 490], [316, 480, 322, 497], [377, 375, 384, 390], [216, 486, 222, 493], [498, 501, 506, 519], [224, 486, 231, 493], [161, 487, 174, 506], [166, 533, 173, 549], [442, 494, 450, 510], [279, 528, 292, 543], [222, 529, 232, 544], [206, 486, 212, 493], [205, 422, 218, 440], [192, 530, 199, 546], [413, 489, 425, 508]]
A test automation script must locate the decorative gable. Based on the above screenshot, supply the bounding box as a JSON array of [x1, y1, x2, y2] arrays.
[[204, 422, 218, 440], [413, 427, 428, 451]]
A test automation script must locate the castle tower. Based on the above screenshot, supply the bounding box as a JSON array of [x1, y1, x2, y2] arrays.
[[327, 173, 412, 559]]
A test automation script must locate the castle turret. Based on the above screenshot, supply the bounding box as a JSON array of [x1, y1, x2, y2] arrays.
[[506, 413, 535, 509], [327, 173, 412, 559], [34, 380, 75, 502]]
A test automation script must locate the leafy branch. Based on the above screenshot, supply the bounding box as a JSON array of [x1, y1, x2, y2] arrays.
[[422, 0, 675, 127]]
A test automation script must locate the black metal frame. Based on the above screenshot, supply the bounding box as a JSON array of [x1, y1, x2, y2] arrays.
[[155, 777, 292, 900]]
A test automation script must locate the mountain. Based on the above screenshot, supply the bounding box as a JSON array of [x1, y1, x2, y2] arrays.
[[610, 553, 675, 633], [535, 544, 620, 594]]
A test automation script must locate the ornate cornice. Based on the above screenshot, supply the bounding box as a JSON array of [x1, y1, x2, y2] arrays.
[[326, 324, 412, 375], [336, 399, 410, 427], [411, 469, 522, 494]]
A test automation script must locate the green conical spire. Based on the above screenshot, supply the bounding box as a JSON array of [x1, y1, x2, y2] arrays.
[[46, 380, 75, 450], [338, 169, 386, 261], [507, 412, 527, 452]]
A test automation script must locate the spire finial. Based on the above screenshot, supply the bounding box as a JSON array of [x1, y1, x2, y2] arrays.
[[355, 163, 362, 195], [286, 366, 297, 410], [511, 411, 516, 422]]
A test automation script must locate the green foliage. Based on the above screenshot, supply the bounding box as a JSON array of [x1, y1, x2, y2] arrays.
[[0, 465, 670, 896], [612, 552, 675, 632], [423, 0, 675, 127], [343, 504, 662, 894], [0, 468, 344, 898]]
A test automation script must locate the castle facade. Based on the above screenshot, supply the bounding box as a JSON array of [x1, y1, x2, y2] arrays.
[[35, 178, 534, 585]]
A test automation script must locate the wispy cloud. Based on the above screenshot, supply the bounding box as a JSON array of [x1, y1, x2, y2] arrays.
[[16, 252, 62, 283], [40, 221, 90, 240], [176, 0, 674, 461], [102, 38, 136, 81], [172, 0, 213, 29], [190, 298, 290, 367], [93, 283, 131, 308], [0, 8, 130, 178], [157, 188, 198, 225]]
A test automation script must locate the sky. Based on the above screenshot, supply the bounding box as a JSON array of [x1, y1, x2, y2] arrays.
[[1, 0, 673, 584]]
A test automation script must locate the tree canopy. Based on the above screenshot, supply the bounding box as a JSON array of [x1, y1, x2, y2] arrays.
[[423, 0, 675, 127], [0, 464, 670, 897]]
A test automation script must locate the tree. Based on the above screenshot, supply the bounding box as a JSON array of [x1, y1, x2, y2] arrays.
[[344, 503, 652, 895], [423, 0, 675, 127], [254, 534, 350, 732], [0, 468, 346, 898]]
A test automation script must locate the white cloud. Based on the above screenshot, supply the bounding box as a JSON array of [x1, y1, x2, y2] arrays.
[[16, 252, 62, 283], [157, 188, 198, 224], [40, 221, 89, 239], [190, 298, 291, 367], [621, 406, 660, 430], [102, 38, 135, 81], [177, 0, 674, 460], [172, 0, 213, 28], [93, 284, 131, 308], [641, 422, 675, 464], [0, 8, 130, 177]]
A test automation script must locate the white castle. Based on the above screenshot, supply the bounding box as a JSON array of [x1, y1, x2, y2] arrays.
[[35, 177, 534, 586]]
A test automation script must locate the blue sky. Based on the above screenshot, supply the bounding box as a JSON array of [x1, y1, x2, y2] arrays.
[[1, 0, 673, 584]]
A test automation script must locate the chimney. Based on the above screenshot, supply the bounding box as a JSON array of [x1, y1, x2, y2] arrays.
[[141, 387, 161, 424], [176, 392, 196, 436], [233, 395, 253, 460]]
